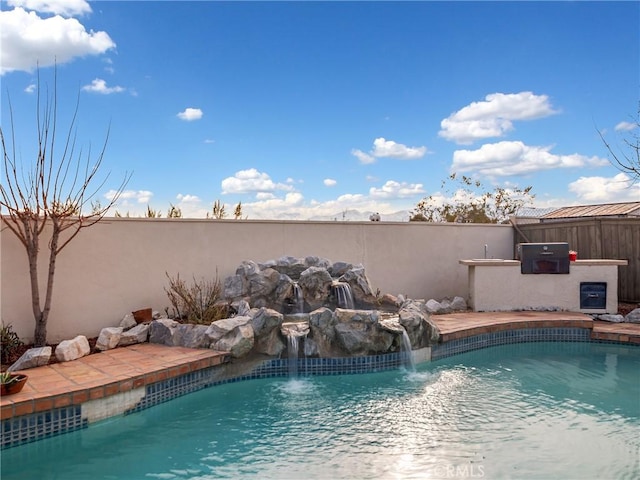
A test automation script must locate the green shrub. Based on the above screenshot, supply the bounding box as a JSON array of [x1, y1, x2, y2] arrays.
[[165, 272, 231, 324], [1, 323, 24, 365]]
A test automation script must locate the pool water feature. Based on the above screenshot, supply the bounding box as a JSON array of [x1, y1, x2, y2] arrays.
[[2, 342, 638, 479]]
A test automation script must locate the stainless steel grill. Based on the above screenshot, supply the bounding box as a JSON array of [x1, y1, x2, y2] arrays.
[[517, 242, 570, 274]]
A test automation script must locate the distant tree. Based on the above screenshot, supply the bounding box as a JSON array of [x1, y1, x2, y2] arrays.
[[0, 69, 129, 346], [167, 203, 182, 218], [233, 201, 243, 219], [145, 205, 161, 218], [209, 199, 226, 219], [410, 174, 534, 223], [598, 104, 640, 182]]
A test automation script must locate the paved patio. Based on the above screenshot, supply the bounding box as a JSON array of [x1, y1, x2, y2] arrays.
[[2, 312, 639, 423]]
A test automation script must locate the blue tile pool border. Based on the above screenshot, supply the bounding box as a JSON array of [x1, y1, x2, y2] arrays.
[[2, 326, 637, 449]]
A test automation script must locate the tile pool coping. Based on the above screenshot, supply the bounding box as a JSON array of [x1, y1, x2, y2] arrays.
[[2, 312, 639, 448]]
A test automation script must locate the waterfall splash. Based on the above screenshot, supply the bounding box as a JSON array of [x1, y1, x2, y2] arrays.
[[292, 282, 304, 314], [281, 321, 310, 379], [332, 281, 354, 309], [287, 334, 300, 378], [400, 329, 415, 372]]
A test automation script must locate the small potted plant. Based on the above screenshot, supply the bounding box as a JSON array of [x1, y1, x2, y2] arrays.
[[0, 371, 28, 396], [569, 250, 578, 261]]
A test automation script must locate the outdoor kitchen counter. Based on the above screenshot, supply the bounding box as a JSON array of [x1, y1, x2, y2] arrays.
[[459, 259, 628, 266], [459, 258, 628, 314]]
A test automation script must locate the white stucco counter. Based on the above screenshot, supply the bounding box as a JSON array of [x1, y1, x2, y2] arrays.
[[459, 259, 628, 313]]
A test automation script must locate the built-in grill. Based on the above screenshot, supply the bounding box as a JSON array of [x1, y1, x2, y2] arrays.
[[517, 242, 570, 274]]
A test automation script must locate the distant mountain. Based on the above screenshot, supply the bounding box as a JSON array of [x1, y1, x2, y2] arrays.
[[307, 209, 412, 222]]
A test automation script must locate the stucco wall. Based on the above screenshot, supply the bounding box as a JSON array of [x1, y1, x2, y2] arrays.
[[1, 217, 513, 342]]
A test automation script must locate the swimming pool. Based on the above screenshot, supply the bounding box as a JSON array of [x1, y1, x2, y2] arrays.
[[2, 342, 638, 479]]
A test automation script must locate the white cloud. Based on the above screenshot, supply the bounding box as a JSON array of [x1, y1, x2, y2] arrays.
[[0, 6, 115, 75], [371, 138, 428, 159], [204, 139, 215, 144], [324, 178, 337, 187], [81, 78, 125, 94], [106, 189, 153, 205], [256, 192, 276, 200], [24, 83, 36, 93], [369, 180, 425, 199], [174, 193, 209, 217], [439, 92, 558, 144], [352, 137, 428, 164], [221, 168, 294, 195], [176, 193, 200, 203], [568, 173, 640, 202], [177, 108, 203, 121], [451, 141, 608, 176], [351, 148, 375, 164], [8, 0, 92, 17], [615, 121, 637, 132]]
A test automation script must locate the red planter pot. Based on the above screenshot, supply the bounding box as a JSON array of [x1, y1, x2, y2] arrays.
[[1, 374, 28, 395]]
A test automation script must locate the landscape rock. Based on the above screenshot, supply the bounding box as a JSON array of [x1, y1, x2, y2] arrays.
[[339, 266, 377, 307], [8, 346, 52, 372], [625, 308, 640, 323], [210, 323, 254, 358], [206, 316, 253, 342], [118, 323, 150, 346], [252, 308, 285, 356], [178, 324, 211, 349], [119, 313, 137, 330], [308, 307, 338, 357], [55, 335, 90, 362], [450, 296, 468, 311], [223, 274, 248, 300], [333, 308, 393, 355], [299, 267, 333, 311], [148, 318, 180, 345], [596, 314, 625, 323], [425, 299, 442, 314], [96, 327, 123, 351]]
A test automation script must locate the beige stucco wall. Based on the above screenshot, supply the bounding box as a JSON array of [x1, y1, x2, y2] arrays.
[[1, 217, 513, 342]]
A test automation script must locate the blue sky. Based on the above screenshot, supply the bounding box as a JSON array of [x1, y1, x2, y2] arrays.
[[1, 0, 638, 220]]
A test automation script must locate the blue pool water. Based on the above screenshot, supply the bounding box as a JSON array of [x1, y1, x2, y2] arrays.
[[2, 342, 639, 479]]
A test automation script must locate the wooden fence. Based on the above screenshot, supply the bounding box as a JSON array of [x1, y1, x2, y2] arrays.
[[513, 217, 640, 303]]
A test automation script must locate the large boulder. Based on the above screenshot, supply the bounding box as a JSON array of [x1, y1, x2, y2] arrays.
[[339, 266, 377, 308], [333, 309, 394, 355], [252, 308, 285, 356], [55, 335, 91, 362], [206, 316, 254, 358], [299, 267, 333, 311], [273, 256, 308, 279], [308, 307, 337, 357], [223, 274, 248, 301], [399, 299, 439, 347]]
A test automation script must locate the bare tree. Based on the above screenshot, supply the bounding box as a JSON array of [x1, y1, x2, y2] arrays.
[[0, 70, 130, 346], [598, 104, 640, 182], [410, 174, 534, 223]]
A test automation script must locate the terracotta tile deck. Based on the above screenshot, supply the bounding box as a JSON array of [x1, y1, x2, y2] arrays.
[[1, 343, 230, 421], [430, 311, 595, 342], [2, 313, 638, 423]]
